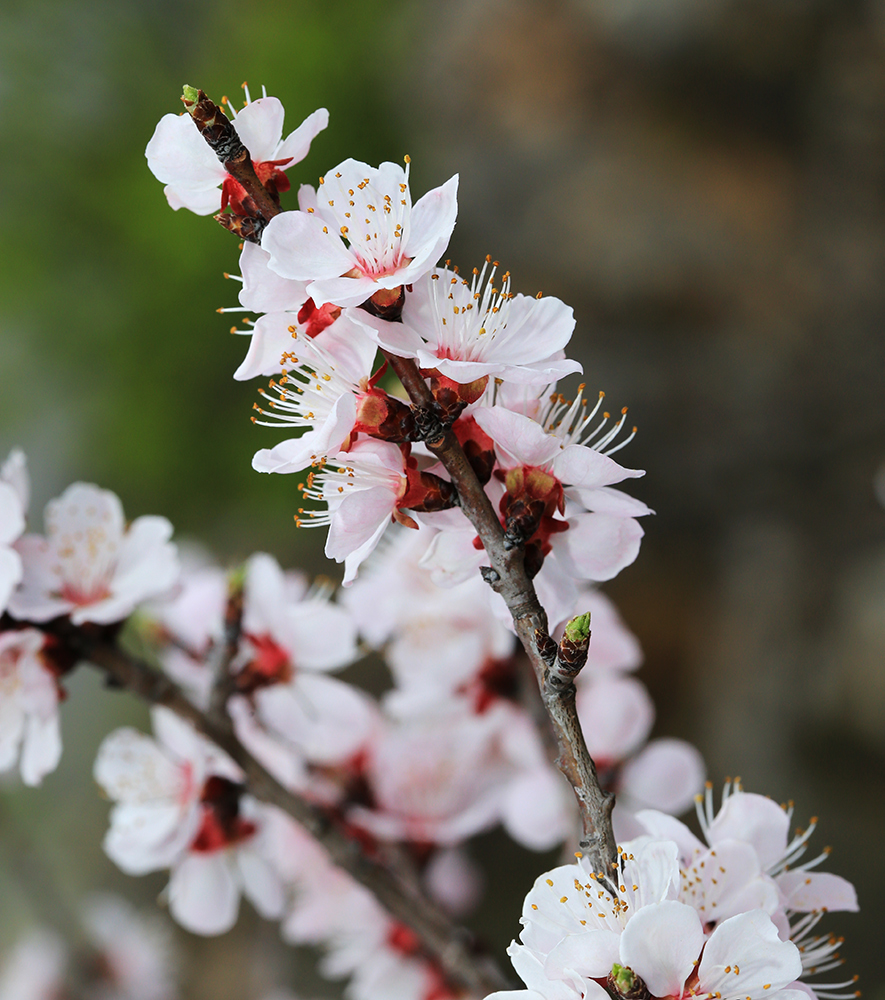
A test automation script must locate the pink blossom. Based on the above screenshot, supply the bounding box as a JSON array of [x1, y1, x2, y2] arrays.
[[0, 628, 61, 786], [363, 259, 581, 385], [95, 707, 283, 936], [9, 482, 179, 626], [250, 315, 381, 472], [487, 841, 805, 1000], [146, 88, 328, 216], [261, 157, 458, 308]]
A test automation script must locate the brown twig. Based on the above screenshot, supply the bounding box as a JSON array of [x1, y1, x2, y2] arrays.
[[55, 629, 507, 998], [395, 362, 618, 882]]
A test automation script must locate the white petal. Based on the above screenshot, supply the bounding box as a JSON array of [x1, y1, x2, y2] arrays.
[[554, 513, 644, 582], [274, 107, 330, 167], [238, 241, 308, 313], [238, 844, 286, 918], [402, 174, 459, 272], [262, 210, 356, 281], [619, 900, 703, 998], [552, 446, 644, 490], [619, 739, 705, 814], [168, 852, 240, 935], [230, 96, 284, 161], [473, 407, 561, 468], [708, 792, 790, 869], [776, 870, 858, 912], [698, 910, 802, 999]]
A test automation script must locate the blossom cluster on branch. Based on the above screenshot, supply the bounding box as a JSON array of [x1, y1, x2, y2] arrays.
[[0, 84, 860, 1000]]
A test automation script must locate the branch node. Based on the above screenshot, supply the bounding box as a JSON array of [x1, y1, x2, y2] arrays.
[[480, 566, 501, 586]]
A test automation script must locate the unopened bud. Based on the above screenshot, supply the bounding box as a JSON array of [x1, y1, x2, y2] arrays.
[[558, 611, 591, 675], [181, 84, 200, 109]]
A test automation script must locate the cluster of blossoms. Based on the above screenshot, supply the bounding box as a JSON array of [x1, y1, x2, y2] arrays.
[[490, 784, 859, 1000], [0, 85, 861, 1000]]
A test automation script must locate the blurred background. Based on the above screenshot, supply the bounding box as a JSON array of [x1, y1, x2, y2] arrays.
[[0, 0, 882, 996]]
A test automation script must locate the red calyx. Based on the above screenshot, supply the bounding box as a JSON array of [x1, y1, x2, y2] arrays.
[[235, 633, 293, 694], [297, 297, 341, 338], [354, 387, 416, 443], [191, 776, 256, 852], [452, 414, 496, 485]]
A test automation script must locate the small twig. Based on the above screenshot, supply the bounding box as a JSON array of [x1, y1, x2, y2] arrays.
[[181, 86, 281, 232], [52, 626, 507, 998], [209, 578, 244, 718]]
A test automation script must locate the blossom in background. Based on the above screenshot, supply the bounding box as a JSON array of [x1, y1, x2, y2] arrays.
[[0, 627, 61, 786], [95, 707, 284, 935], [0, 449, 27, 614], [0, 895, 178, 1000], [9, 482, 179, 626], [146, 87, 328, 216], [261, 156, 459, 308], [362, 258, 581, 386]]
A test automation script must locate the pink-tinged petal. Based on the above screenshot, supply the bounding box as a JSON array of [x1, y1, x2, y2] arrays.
[[698, 910, 801, 998], [620, 900, 703, 998], [238, 241, 309, 313], [305, 273, 385, 309], [242, 552, 288, 636], [708, 792, 790, 869], [233, 313, 298, 380], [8, 535, 72, 622], [252, 426, 342, 474], [103, 802, 196, 874], [229, 97, 284, 161], [776, 870, 858, 912], [545, 931, 621, 983], [325, 485, 398, 564], [473, 407, 561, 468], [630, 839, 682, 907], [566, 486, 654, 518], [256, 674, 375, 764], [94, 726, 185, 803], [78, 515, 178, 625], [285, 600, 358, 671], [262, 210, 356, 282], [555, 513, 644, 582], [424, 846, 483, 917], [620, 739, 705, 814], [274, 107, 330, 167], [237, 844, 285, 918], [501, 766, 574, 851], [680, 842, 779, 923], [552, 446, 644, 490], [419, 523, 484, 587], [517, 946, 601, 1000], [20, 711, 61, 786], [360, 312, 427, 359], [452, 355, 581, 385], [402, 174, 459, 271], [168, 852, 240, 935], [633, 809, 704, 860], [228, 696, 309, 790], [577, 675, 654, 761]]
